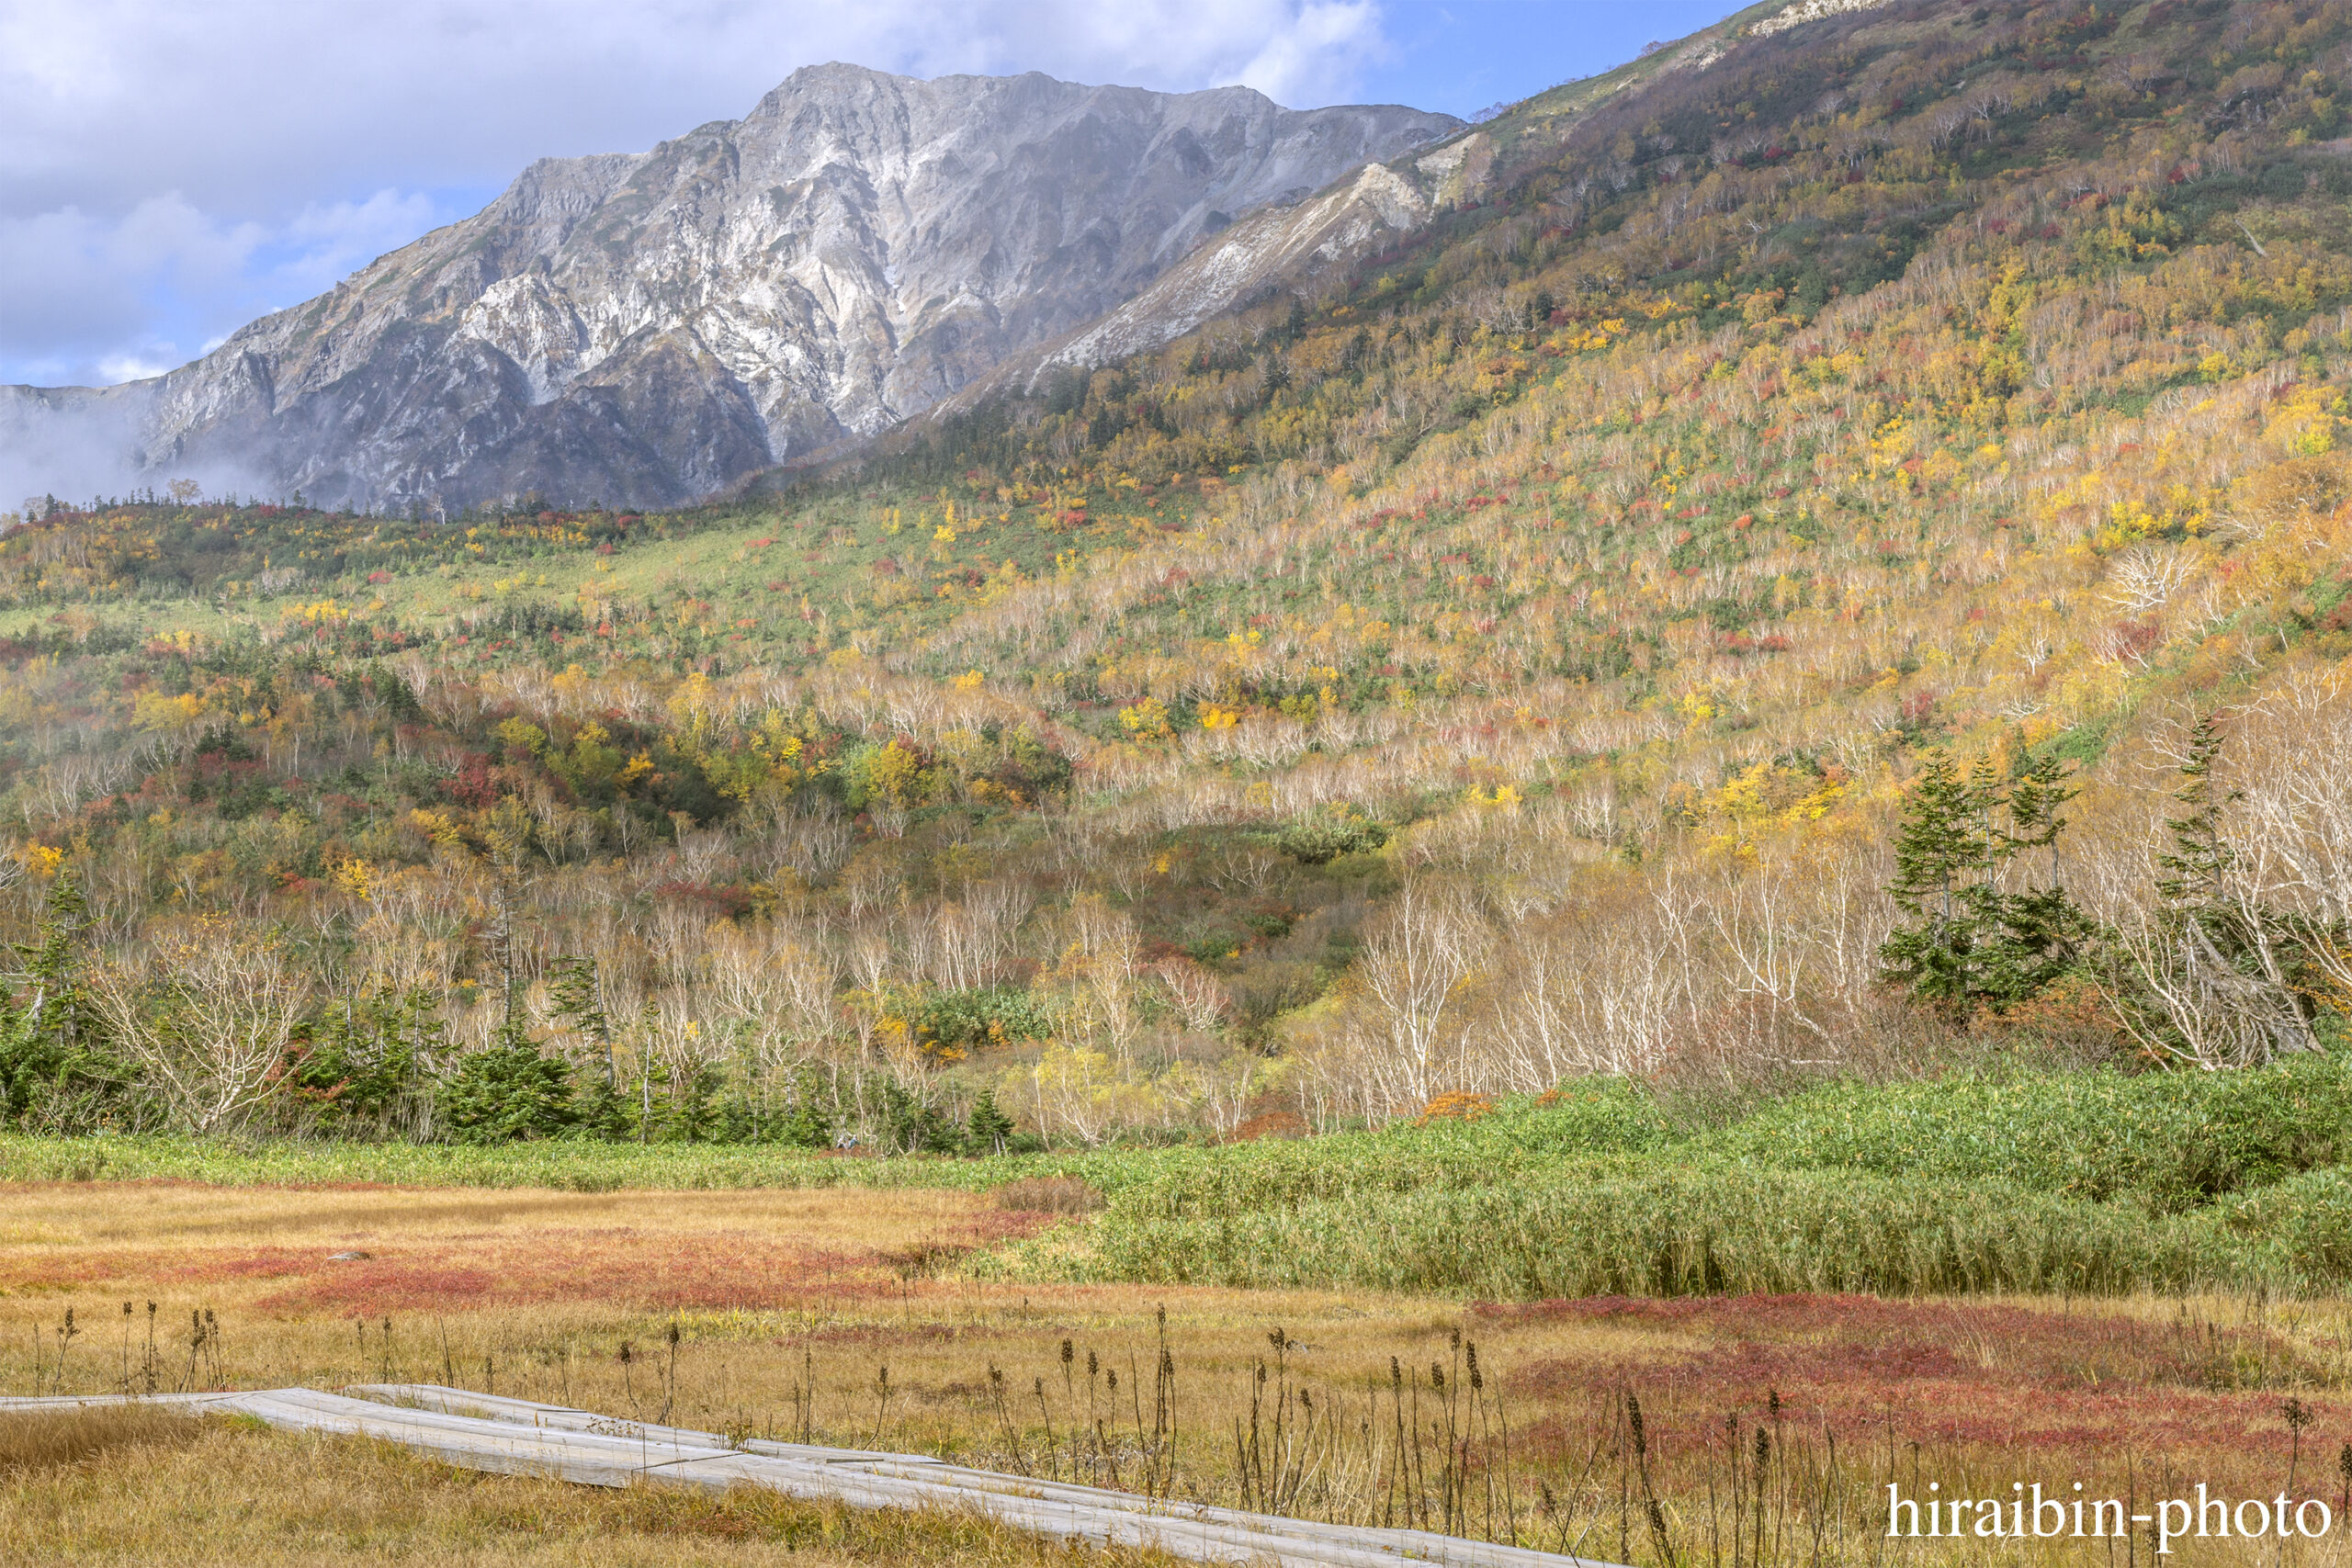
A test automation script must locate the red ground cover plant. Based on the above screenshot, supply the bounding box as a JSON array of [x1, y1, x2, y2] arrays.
[[214, 1212, 1059, 1314], [1477, 1292, 2346, 1524]]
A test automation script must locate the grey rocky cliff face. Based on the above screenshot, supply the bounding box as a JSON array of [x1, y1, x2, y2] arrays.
[[924, 130, 1497, 426], [13, 65, 1453, 512]]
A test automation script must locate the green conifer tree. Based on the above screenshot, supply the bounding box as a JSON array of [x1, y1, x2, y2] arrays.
[[1878, 752, 1992, 1005], [0, 873, 121, 1126], [967, 1088, 1015, 1156], [777, 1066, 834, 1149], [19, 871, 91, 1055], [545, 954, 632, 1139], [2156, 715, 2234, 913], [1980, 750, 2089, 1004], [435, 1019, 579, 1144], [1880, 749, 2088, 1010], [549, 956, 615, 1087]]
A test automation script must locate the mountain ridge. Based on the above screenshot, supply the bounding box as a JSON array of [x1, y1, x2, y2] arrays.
[[6, 64, 1457, 512]]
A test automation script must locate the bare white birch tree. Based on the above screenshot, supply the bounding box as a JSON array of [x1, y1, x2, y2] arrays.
[[85, 920, 311, 1134]]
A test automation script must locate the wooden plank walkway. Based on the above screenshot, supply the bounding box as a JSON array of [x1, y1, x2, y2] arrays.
[[0, 1384, 1623, 1568]]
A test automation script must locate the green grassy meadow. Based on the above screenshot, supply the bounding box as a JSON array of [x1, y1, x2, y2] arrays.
[[15, 1052, 2352, 1301]]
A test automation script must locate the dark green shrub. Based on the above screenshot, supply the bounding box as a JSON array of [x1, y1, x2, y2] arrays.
[[1705, 1053, 2352, 1211], [777, 1094, 833, 1149], [967, 1089, 1015, 1155], [435, 1039, 578, 1143], [879, 1081, 960, 1155], [1276, 807, 1390, 865], [919, 986, 1053, 1048]]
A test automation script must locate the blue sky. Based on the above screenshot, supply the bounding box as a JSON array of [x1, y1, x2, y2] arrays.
[[1364, 3, 1733, 118], [0, 0, 1734, 389]]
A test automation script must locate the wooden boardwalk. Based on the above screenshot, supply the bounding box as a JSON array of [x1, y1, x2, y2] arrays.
[[0, 1383, 1621, 1568]]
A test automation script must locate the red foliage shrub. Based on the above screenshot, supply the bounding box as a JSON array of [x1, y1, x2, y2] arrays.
[[1230, 1111, 1307, 1141], [447, 755, 497, 807]]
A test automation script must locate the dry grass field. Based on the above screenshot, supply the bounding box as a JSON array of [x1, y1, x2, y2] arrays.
[[0, 1403, 1193, 1568], [6, 1179, 2351, 1566]]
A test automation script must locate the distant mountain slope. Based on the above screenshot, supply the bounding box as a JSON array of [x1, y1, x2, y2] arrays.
[[7, 65, 1454, 512], [908, 0, 1803, 427]]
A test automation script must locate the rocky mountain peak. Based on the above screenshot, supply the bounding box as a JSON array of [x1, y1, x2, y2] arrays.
[[4, 65, 1456, 511]]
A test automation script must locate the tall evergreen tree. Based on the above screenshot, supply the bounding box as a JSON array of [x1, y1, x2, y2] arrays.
[[549, 955, 628, 1139], [2155, 715, 2235, 913], [549, 956, 615, 1086], [1880, 749, 2087, 1010], [1879, 752, 1993, 1005], [0, 873, 122, 1127], [967, 1088, 1015, 1156], [1980, 749, 2089, 1003], [18, 871, 91, 1055]]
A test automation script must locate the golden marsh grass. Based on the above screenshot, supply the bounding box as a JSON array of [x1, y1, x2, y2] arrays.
[[6, 1179, 2352, 1567]]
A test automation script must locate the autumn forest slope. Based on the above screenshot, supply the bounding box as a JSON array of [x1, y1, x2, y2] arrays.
[[0, 0, 2348, 1156]]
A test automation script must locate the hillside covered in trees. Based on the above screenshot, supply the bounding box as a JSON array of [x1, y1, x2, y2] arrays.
[[2, 0, 2349, 1148]]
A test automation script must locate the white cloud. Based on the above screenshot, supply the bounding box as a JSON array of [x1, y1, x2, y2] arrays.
[[263, 189, 459, 305], [0, 186, 468, 384], [95, 352, 175, 383], [0, 195, 253, 382], [109, 193, 266, 287], [1237, 1, 1389, 107]]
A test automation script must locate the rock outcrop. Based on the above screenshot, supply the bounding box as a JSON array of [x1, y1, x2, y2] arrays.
[[930, 130, 1493, 420]]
